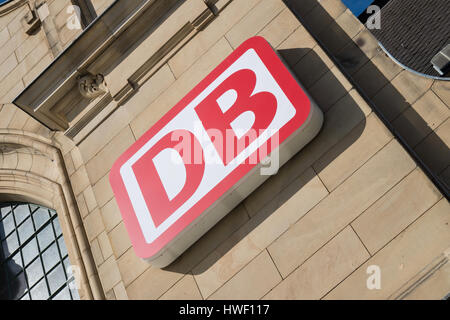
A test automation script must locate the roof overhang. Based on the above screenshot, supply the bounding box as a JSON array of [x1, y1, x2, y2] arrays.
[[13, 0, 218, 140]]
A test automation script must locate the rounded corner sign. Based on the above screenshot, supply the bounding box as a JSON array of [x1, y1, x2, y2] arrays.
[[109, 36, 323, 266]]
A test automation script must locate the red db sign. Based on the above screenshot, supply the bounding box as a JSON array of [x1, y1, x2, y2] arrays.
[[109, 37, 323, 267]]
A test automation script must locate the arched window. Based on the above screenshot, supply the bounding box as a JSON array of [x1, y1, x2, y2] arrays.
[[0, 203, 79, 300]]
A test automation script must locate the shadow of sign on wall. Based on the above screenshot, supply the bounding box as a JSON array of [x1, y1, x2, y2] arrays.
[[109, 37, 324, 268]]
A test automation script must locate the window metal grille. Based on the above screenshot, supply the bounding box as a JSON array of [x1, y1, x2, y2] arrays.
[[0, 203, 79, 300]]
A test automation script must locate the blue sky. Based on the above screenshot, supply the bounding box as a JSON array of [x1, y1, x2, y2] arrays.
[[0, 0, 11, 5], [342, 0, 376, 16]]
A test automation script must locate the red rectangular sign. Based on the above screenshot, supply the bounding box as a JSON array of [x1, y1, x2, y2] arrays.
[[109, 36, 323, 267]]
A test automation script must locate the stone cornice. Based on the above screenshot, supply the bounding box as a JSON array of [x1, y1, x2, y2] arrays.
[[0, 130, 105, 299], [13, 0, 219, 139], [389, 249, 450, 300]]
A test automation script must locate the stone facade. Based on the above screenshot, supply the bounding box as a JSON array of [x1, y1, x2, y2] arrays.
[[0, 0, 448, 300]]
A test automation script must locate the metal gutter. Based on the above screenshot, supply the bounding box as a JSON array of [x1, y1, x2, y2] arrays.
[[284, 1, 449, 200], [378, 42, 450, 81]]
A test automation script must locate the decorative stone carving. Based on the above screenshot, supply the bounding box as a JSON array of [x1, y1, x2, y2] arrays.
[[13, 0, 219, 135], [77, 73, 108, 99]]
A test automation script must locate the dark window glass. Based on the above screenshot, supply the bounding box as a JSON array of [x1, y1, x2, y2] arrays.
[[0, 205, 11, 219], [30, 278, 48, 300], [20, 293, 30, 300], [71, 0, 97, 29], [53, 219, 62, 237], [0, 0, 12, 6], [14, 205, 30, 225], [2, 232, 19, 256], [33, 207, 50, 230], [42, 243, 59, 272], [25, 258, 44, 288], [37, 224, 54, 250], [7, 252, 22, 277], [0, 203, 79, 300], [0, 264, 7, 297], [58, 237, 68, 257], [22, 238, 38, 266], [71, 282, 80, 300], [0, 213, 14, 240], [11, 272, 27, 300], [53, 286, 71, 300], [48, 264, 66, 294], [18, 217, 34, 245]]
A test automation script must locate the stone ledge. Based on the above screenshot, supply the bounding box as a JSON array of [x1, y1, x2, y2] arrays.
[[12, 0, 217, 139], [389, 248, 450, 300]]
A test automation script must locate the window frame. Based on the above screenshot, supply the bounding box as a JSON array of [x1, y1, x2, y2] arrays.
[[0, 0, 27, 16], [70, 0, 97, 29], [0, 203, 80, 300]]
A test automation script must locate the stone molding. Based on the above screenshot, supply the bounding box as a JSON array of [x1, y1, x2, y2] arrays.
[[77, 73, 108, 100], [0, 129, 104, 300], [12, 0, 223, 141]]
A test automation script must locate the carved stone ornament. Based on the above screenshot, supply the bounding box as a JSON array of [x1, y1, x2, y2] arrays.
[[77, 73, 108, 99]]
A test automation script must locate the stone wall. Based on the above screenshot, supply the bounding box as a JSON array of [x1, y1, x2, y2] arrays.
[[0, 0, 448, 300], [63, 0, 449, 300], [0, 0, 109, 300]]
